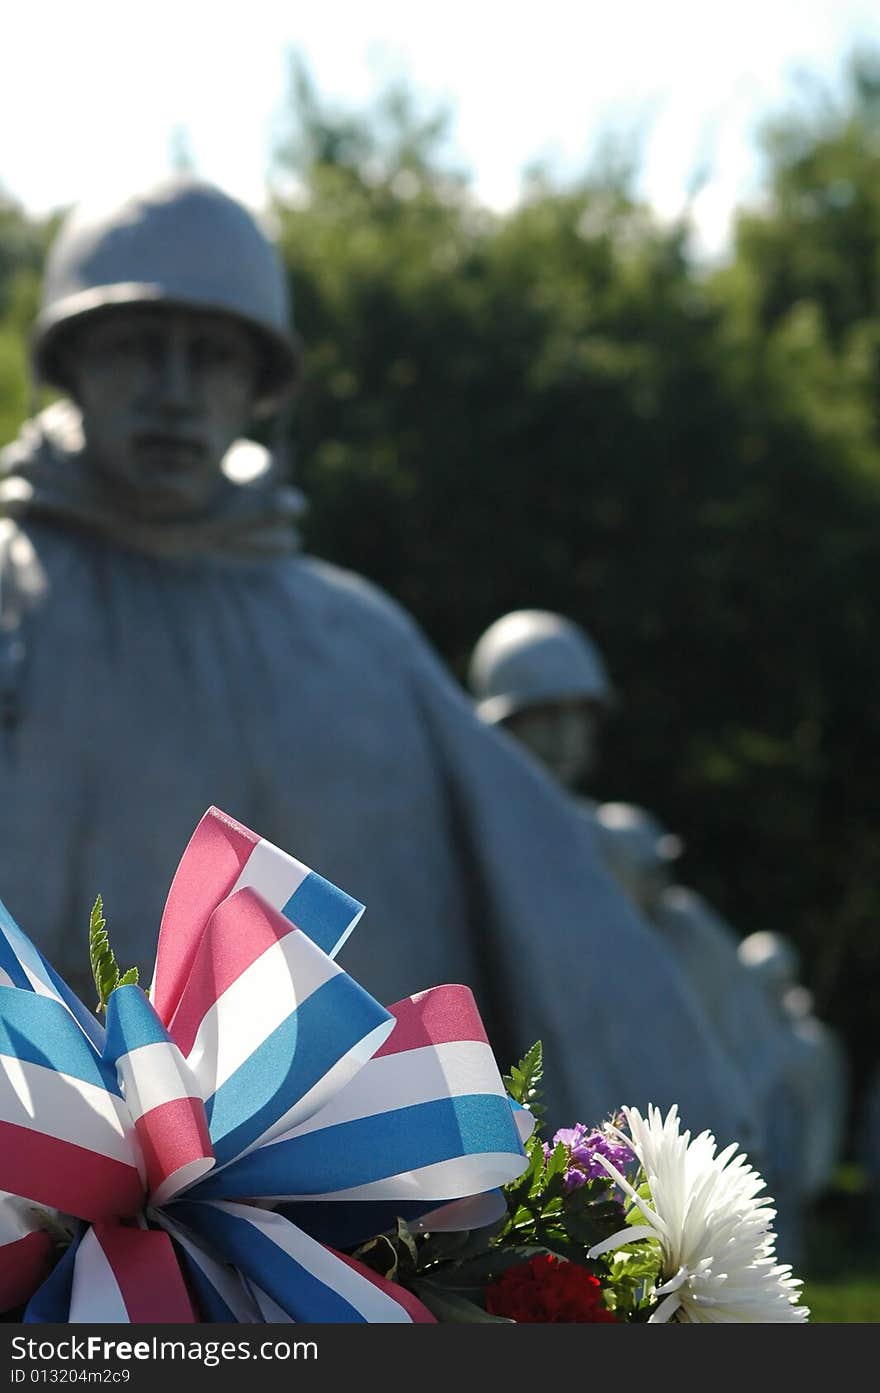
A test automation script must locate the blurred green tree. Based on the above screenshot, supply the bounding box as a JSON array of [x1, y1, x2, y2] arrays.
[[0, 192, 61, 439], [267, 53, 880, 1123]]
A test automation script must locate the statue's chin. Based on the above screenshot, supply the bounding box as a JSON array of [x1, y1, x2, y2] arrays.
[[89, 450, 226, 522], [549, 759, 592, 790], [98, 475, 224, 523]]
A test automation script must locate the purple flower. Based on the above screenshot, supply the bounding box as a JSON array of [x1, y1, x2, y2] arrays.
[[544, 1122, 634, 1193]]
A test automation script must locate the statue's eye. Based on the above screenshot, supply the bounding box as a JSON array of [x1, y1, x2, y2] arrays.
[[195, 337, 247, 370], [94, 328, 154, 359]]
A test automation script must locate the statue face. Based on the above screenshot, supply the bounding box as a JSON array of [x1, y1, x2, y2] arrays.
[[504, 700, 599, 789], [64, 306, 260, 518], [612, 860, 670, 916]]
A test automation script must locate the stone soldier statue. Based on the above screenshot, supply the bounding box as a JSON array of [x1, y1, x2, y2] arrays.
[[592, 805, 820, 1262], [590, 802, 683, 916], [468, 609, 614, 815], [738, 932, 850, 1206], [467, 613, 798, 1201], [591, 803, 782, 1091], [0, 177, 760, 1140]]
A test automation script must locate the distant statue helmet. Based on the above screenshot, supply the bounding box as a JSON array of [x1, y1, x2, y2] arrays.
[[593, 802, 683, 909], [468, 609, 614, 726], [594, 801, 683, 868], [737, 931, 802, 1000], [31, 176, 299, 416]]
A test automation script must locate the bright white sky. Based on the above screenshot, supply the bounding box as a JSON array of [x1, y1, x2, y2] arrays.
[[2, 0, 878, 260]]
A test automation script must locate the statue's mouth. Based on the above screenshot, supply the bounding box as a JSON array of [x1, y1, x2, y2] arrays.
[[133, 432, 208, 465]]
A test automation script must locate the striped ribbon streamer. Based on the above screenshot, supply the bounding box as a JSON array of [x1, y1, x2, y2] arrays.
[[104, 986, 214, 1205], [169, 1202, 434, 1324], [163, 888, 395, 1168], [0, 902, 106, 1050], [0, 807, 528, 1322], [151, 807, 364, 1021], [191, 985, 528, 1210], [0, 987, 144, 1221], [0, 1192, 54, 1312], [22, 1227, 195, 1324]]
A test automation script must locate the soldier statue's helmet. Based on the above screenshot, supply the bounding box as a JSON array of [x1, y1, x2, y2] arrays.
[[468, 609, 615, 726], [593, 801, 684, 878], [737, 931, 802, 998], [31, 176, 300, 417]]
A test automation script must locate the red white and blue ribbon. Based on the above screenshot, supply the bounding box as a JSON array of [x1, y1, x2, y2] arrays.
[[0, 806, 527, 1323]]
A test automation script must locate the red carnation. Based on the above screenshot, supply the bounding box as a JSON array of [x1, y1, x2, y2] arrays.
[[485, 1254, 617, 1323]]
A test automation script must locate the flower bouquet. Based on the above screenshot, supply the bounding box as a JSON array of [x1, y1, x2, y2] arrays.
[[0, 808, 808, 1323], [352, 1042, 810, 1323]]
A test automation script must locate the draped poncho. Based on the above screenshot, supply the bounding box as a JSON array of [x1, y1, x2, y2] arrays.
[[0, 403, 759, 1143]]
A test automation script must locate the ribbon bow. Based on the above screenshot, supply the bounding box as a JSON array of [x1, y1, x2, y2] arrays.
[[0, 807, 529, 1322]]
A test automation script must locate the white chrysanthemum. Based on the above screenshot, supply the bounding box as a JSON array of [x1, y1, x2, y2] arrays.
[[587, 1104, 809, 1323]]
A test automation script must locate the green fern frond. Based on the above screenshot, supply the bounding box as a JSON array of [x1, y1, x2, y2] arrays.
[[88, 896, 139, 1013]]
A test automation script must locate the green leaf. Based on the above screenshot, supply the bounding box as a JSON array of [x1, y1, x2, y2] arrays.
[[88, 896, 142, 1014], [624, 1176, 654, 1225], [28, 1207, 75, 1251], [409, 1280, 514, 1323], [502, 1040, 545, 1128], [536, 1174, 567, 1207], [394, 1217, 419, 1274], [611, 1244, 662, 1281], [350, 1233, 399, 1280], [530, 1230, 591, 1264], [416, 1215, 507, 1272], [438, 1244, 547, 1286], [89, 895, 119, 1013], [503, 1133, 545, 1213], [599, 1242, 663, 1318], [561, 1197, 627, 1249], [415, 1228, 474, 1269], [543, 1140, 568, 1183]]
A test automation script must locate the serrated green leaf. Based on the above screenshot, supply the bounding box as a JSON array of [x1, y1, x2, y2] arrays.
[[537, 1175, 567, 1208], [543, 1140, 568, 1183], [88, 897, 143, 1014], [509, 1204, 534, 1229], [610, 1243, 662, 1281], [561, 1198, 627, 1249], [89, 896, 119, 1012], [599, 1241, 663, 1319], [503, 1143, 544, 1214], [502, 1041, 545, 1128]]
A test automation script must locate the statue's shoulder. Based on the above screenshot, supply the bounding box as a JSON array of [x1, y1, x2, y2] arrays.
[[656, 884, 741, 952], [289, 554, 426, 655], [0, 515, 49, 642]]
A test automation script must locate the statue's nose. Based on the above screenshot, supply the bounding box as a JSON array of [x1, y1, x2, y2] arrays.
[[155, 335, 197, 414]]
